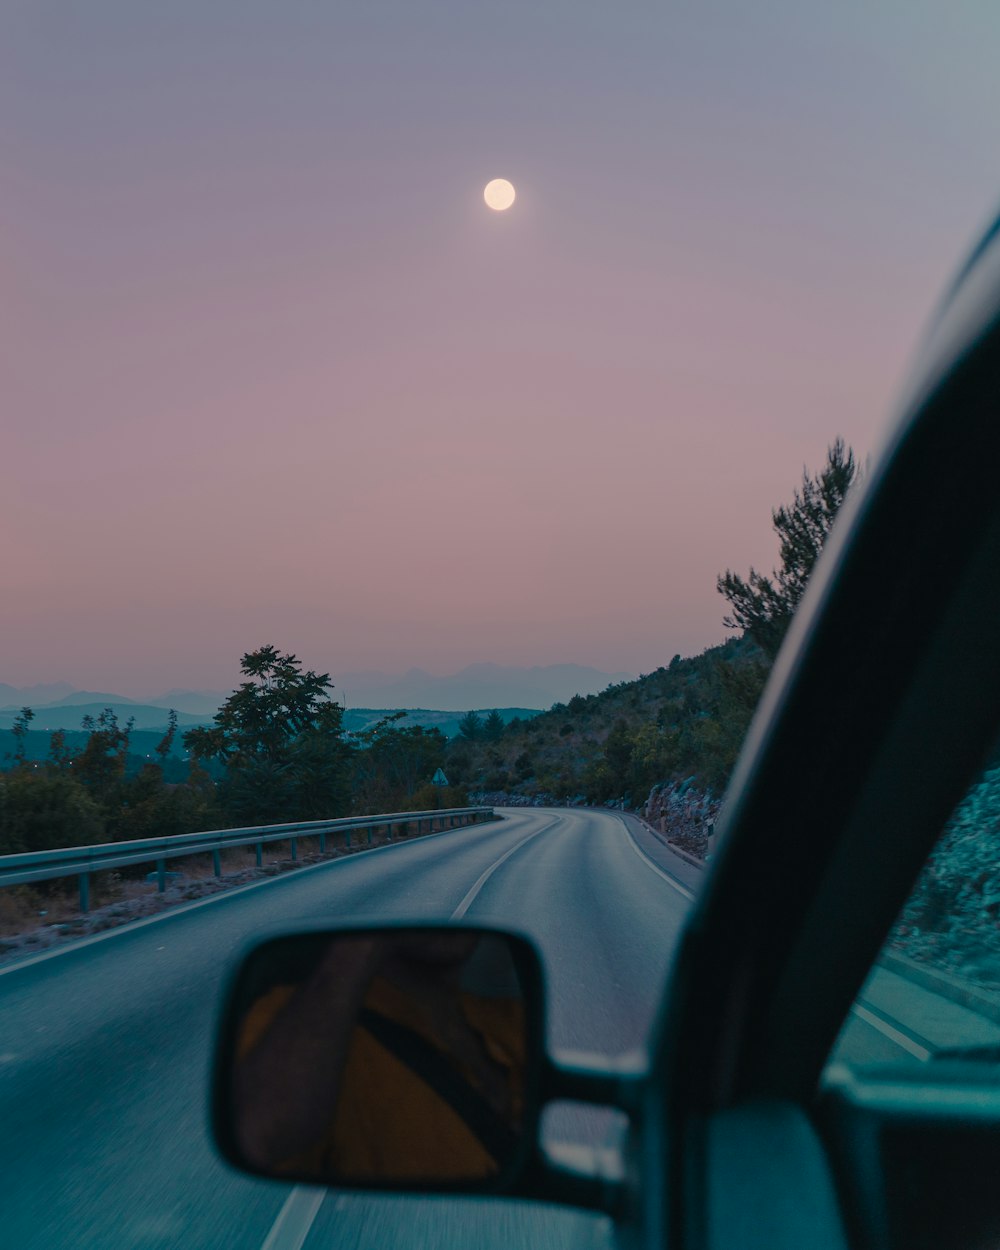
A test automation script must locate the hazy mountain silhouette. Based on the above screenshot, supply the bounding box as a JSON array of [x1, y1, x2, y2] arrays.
[[0, 681, 75, 708], [334, 663, 634, 711], [1, 664, 635, 722], [144, 689, 229, 716], [48, 690, 139, 707]]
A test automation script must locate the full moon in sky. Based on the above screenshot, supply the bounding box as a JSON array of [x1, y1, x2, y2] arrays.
[[484, 178, 516, 211]]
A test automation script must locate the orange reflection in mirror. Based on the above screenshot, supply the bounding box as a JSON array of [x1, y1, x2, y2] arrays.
[[231, 931, 527, 1184]]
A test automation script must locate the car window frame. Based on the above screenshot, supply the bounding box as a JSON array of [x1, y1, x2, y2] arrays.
[[637, 211, 1000, 1245]]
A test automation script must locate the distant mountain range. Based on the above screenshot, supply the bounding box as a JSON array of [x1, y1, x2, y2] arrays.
[[332, 663, 635, 711], [0, 682, 77, 707], [0, 664, 635, 735]]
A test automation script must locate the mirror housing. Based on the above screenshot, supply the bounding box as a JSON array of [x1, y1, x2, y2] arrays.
[[212, 924, 545, 1192]]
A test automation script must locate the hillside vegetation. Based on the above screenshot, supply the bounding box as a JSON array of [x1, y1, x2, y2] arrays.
[[444, 637, 766, 804]]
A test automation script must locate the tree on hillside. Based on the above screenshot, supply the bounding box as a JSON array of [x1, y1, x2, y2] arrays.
[[717, 438, 858, 658], [183, 645, 351, 824], [155, 709, 179, 764], [74, 708, 134, 806], [482, 710, 505, 742], [10, 707, 34, 766], [0, 769, 104, 856], [351, 712, 448, 813], [457, 711, 483, 742]]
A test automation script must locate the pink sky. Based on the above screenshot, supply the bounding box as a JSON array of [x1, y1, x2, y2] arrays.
[[3, 4, 1000, 696]]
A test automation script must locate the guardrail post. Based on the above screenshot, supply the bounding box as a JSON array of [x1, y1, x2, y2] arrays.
[[256, 842, 262, 868], [79, 872, 90, 914], [367, 825, 372, 845], [345, 826, 351, 849], [290, 837, 298, 862], [157, 858, 166, 893], [213, 849, 222, 877], [319, 831, 326, 853]]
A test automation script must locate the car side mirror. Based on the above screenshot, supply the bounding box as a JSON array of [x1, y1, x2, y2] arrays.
[[212, 925, 545, 1191]]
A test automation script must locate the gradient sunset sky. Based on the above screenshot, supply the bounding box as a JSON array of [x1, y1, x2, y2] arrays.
[[4, 3, 1000, 697]]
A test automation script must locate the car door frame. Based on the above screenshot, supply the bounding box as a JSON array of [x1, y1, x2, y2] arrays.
[[643, 211, 1000, 1249]]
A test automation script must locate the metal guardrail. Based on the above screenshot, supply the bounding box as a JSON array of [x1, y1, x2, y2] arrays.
[[0, 806, 495, 914]]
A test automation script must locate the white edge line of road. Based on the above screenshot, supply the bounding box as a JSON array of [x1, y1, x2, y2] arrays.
[[619, 822, 928, 1060], [259, 1187, 326, 1250], [257, 810, 559, 1250], [618, 817, 695, 900], [849, 1002, 932, 1060], [0, 811, 522, 981]]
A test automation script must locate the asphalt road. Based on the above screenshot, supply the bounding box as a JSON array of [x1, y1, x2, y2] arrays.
[[0, 807, 697, 1250]]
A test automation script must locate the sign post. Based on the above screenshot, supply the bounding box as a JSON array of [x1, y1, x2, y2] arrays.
[[431, 767, 449, 810]]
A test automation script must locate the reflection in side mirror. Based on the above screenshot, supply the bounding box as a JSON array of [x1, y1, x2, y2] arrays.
[[213, 926, 543, 1190]]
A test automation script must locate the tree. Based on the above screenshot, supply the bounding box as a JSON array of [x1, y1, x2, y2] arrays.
[[0, 769, 104, 856], [351, 713, 447, 813], [10, 707, 34, 766], [482, 710, 505, 742], [183, 645, 351, 825], [717, 438, 858, 658], [73, 708, 133, 805], [47, 729, 73, 771], [457, 711, 483, 742], [155, 709, 179, 764]]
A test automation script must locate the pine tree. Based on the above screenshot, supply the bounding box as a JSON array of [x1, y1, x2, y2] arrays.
[[717, 438, 857, 658], [482, 710, 505, 742]]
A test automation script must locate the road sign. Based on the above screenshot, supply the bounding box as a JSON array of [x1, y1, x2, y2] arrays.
[[432, 768, 449, 786]]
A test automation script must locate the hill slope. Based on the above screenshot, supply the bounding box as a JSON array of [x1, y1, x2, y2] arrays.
[[444, 636, 766, 806]]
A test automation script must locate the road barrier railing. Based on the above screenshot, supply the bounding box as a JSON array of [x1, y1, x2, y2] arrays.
[[0, 806, 496, 914]]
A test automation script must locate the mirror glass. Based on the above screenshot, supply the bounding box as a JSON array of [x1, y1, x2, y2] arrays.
[[217, 926, 539, 1187]]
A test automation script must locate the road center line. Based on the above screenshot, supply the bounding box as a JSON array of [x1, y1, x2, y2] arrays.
[[849, 1002, 932, 1060], [619, 819, 695, 900], [451, 817, 559, 918], [253, 812, 554, 1250], [259, 1187, 326, 1250]]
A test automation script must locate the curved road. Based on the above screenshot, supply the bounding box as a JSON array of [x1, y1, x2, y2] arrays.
[[0, 808, 699, 1250]]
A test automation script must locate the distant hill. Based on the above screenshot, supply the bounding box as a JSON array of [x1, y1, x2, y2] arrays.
[[1, 664, 634, 718], [0, 703, 209, 732], [0, 681, 75, 708], [47, 690, 138, 707], [342, 707, 541, 739], [444, 637, 767, 802], [0, 697, 539, 741], [143, 689, 228, 716], [335, 663, 635, 711]]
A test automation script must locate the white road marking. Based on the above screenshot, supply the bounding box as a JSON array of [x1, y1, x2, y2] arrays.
[[451, 817, 558, 918], [850, 1002, 932, 1060], [621, 825, 929, 1059], [621, 817, 936, 1063], [258, 1187, 326, 1250], [252, 809, 549, 1250], [619, 819, 695, 900]]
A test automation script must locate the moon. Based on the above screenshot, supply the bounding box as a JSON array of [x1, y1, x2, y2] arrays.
[[484, 178, 516, 211]]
